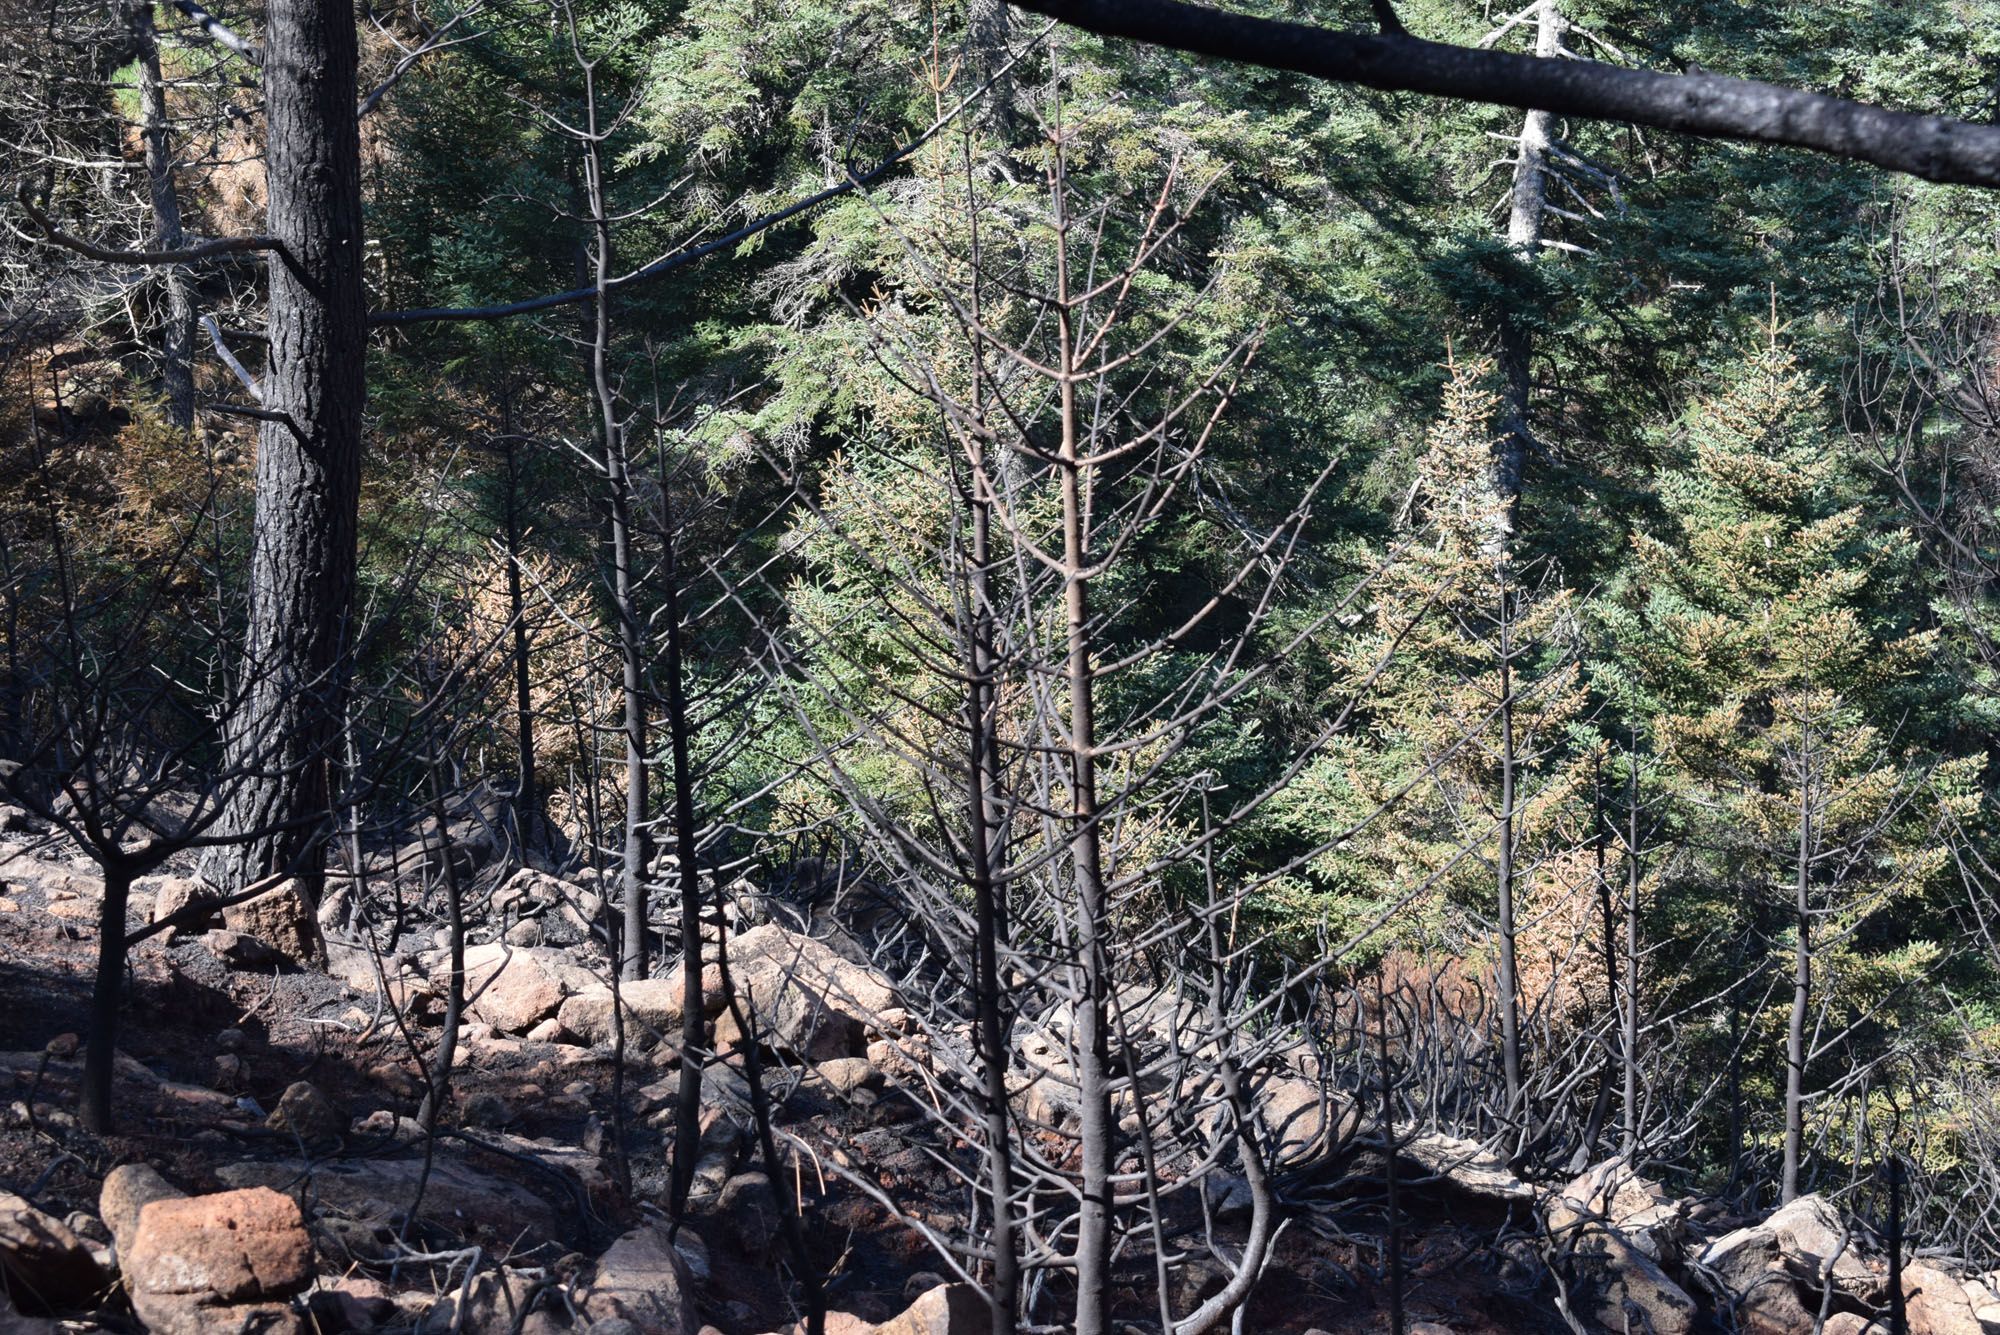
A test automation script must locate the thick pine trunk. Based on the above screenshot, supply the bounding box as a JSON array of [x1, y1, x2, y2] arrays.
[[201, 0, 366, 947]]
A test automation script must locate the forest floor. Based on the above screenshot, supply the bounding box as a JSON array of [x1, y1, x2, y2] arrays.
[[0, 813, 1595, 1333]]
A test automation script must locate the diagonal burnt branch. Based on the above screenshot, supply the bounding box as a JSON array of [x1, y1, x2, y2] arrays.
[[170, 0, 261, 64], [17, 187, 286, 265], [1003, 0, 2000, 189]]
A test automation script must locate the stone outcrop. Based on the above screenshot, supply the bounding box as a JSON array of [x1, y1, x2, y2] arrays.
[[1544, 1161, 1696, 1335], [872, 1283, 988, 1335]]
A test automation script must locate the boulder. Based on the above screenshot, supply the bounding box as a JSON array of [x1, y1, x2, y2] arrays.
[[449, 944, 599, 1035], [1546, 1158, 1685, 1261], [1398, 1131, 1533, 1202], [0, 1190, 105, 1312], [123, 1187, 312, 1335], [422, 1267, 558, 1335], [265, 1081, 343, 1147], [1555, 1216, 1697, 1335], [1904, 1261, 1984, 1335], [1702, 1194, 1880, 1334], [812, 1057, 884, 1097], [1543, 1160, 1697, 1335], [99, 1163, 185, 1259], [873, 1283, 988, 1335], [1764, 1194, 1883, 1301], [143, 876, 221, 935], [204, 929, 281, 969], [1251, 1072, 1359, 1168], [221, 879, 323, 965], [577, 1225, 698, 1335], [1822, 1316, 1888, 1335], [216, 1155, 557, 1240], [716, 1172, 780, 1254], [714, 924, 898, 1061], [558, 979, 690, 1047]]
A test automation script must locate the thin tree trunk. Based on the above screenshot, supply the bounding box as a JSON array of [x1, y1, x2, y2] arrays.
[[1052, 147, 1114, 1335], [503, 430, 544, 853], [577, 94, 650, 982], [1495, 583, 1523, 1128], [1378, 968, 1403, 1335], [1621, 753, 1642, 1154], [1496, 0, 1561, 512], [201, 0, 366, 949], [418, 796, 465, 1127], [1782, 747, 1813, 1203], [128, 0, 194, 426], [958, 126, 1018, 1335], [660, 477, 709, 1219]]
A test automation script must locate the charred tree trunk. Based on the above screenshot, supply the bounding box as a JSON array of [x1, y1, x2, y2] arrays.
[[661, 477, 709, 1219], [1495, 582, 1524, 1131], [80, 862, 133, 1132], [502, 430, 545, 853], [952, 128, 1019, 1335], [575, 96, 651, 983], [1781, 741, 1813, 1203], [1621, 753, 1642, 1154], [201, 0, 365, 946]]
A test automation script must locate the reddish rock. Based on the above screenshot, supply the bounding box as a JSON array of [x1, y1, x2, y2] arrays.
[[122, 1187, 312, 1335]]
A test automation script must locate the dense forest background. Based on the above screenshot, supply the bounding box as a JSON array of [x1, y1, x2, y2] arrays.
[[6, 0, 2000, 1330]]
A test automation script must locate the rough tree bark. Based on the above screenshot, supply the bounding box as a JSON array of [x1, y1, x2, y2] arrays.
[[199, 0, 366, 951]]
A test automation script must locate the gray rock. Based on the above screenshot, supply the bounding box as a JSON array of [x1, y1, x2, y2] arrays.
[[577, 1226, 698, 1335]]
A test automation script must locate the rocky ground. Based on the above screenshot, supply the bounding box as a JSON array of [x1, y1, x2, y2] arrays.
[[1, 804, 1995, 1334]]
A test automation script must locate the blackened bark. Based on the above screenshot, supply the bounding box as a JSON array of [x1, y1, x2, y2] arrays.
[[201, 0, 365, 935], [1495, 584, 1523, 1128], [662, 481, 709, 1219], [503, 432, 544, 852], [575, 107, 651, 983], [80, 863, 133, 1132]]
